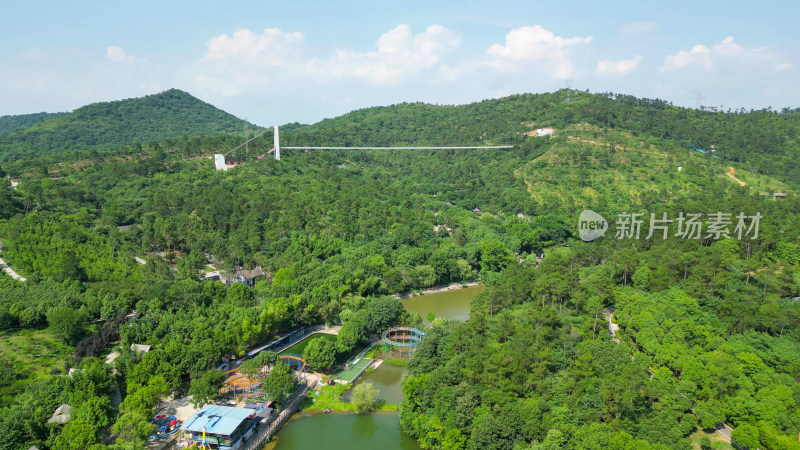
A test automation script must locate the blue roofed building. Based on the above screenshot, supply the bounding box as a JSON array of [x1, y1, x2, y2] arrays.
[[179, 405, 259, 449]]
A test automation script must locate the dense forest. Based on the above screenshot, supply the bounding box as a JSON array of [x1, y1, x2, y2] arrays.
[[0, 89, 256, 161], [0, 89, 798, 449], [0, 112, 65, 134]]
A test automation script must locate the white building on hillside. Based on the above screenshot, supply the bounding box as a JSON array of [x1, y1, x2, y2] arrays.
[[214, 154, 239, 171]]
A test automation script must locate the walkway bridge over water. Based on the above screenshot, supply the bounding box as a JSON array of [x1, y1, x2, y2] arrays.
[[381, 327, 426, 357]]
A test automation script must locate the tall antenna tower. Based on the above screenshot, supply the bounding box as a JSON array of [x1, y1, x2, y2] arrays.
[[695, 91, 705, 110], [565, 79, 573, 103], [244, 122, 249, 154]]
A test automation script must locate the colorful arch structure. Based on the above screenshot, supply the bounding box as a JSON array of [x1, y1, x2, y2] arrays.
[[279, 354, 307, 382], [381, 327, 426, 356], [221, 367, 268, 402]]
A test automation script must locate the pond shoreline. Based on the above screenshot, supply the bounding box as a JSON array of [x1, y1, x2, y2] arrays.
[[394, 281, 482, 299]]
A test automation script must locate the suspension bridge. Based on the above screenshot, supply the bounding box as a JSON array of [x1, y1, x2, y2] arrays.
[[217, 126, 513, 166]]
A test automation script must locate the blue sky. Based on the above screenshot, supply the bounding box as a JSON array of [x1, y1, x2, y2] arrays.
[[1, 0, 798, 125]]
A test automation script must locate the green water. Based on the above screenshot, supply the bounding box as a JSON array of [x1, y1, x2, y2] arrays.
[[341, 355, 407, 405], [402, 285, 485, 324], [263, 411, 420, 450], [266, 359, 419, 450]]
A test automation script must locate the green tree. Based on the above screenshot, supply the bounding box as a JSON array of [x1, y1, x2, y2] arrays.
[[119, 376, 169, 418], [352, 382, 379, 413], [47, 306, 89, 345], [367, 296, 404, 332], [477, 239, 515, 273], [414, 265, 437, 288], [188, 369, 226, 408], [694, 400, 725, 429], [303, 338, 336, 371], [59, 249, 87, 282], [632, 266, 652, 290], [264, 360, 294, 401], [337, 310, 369, 352], [226, 283, 254, 307], [112, 411, 155, 446], [731, 423, 760, 449], [456, 258, 474, 280]]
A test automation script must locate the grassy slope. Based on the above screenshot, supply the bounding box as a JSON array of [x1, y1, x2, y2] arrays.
[[0, 329, 71, 375], [517, 122, 795, 211]]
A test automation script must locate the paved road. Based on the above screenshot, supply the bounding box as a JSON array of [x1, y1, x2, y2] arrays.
[[0, 240, 26, 281], [716, 423, 734, 443], [603, 307, 621, 344]]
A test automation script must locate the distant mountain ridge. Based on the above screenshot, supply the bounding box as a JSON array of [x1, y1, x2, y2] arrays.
[[0, 89, 255, 159], [0, 112, 65, 134], [285, 91, 800, 184]]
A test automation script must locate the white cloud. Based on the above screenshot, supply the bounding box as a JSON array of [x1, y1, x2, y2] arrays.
[[773, 62, 793, 72], [193, 24, 461, 94], [106, 46, 142, 64], [203, 28, 304, 63], [660, 37, 783, 72], [193, 28, 306, 96], [660, 44, 712, 71], [486, 25, 593, 78], [596, 55, 642, 77], [314, 24, 462, 85]]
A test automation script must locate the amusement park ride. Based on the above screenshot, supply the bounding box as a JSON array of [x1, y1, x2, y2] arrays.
[[222, 354, 308, 404]]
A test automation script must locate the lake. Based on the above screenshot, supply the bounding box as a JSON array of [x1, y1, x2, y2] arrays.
[[401, 284, 485, 324], [265, 285, 486, 449], [262, 410, 420, 450], [265, 360, 419, 450]]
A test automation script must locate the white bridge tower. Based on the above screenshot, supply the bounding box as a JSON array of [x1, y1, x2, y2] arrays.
[[273, 126, 280, 161]]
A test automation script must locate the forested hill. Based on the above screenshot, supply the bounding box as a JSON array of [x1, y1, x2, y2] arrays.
[[3, 88, 799, 184], [286, 91, 800, 184], [0, 112, 65, 134], [0, 89, 798, 449], [0, 89, 256, 160]]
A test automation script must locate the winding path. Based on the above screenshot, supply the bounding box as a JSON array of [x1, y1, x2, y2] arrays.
[[0, 240, 26, 281], [603, 307, 620, 344], [726, 166, 746, 186]]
